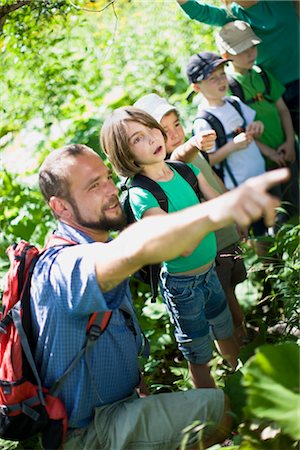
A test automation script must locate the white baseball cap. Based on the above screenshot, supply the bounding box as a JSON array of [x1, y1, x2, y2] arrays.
[[134, 93, 176, 123]]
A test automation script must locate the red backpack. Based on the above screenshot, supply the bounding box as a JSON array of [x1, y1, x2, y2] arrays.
[[0, 236, 112, 449]]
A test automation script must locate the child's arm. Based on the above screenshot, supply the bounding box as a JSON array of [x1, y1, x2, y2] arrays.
[[208, 132, 252, 166], [212, 171, 227, 192], [275, 97, 295, 163], [171, 130, 216, 163], [255, 140, 287, 167], [197, 172, 220, 200]]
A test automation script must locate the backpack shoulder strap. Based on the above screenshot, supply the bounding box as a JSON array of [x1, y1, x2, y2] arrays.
[[225, 97, 247, 129], [166, 160, 204, 202], [130, 173, 169, 212], [44, 234, 78, 249], [258, 66, 271, 97], [194, 110, 227, 149], [199, 150, 210, 164], [227, 74, 245, 102], [225, 96, 242, 113]]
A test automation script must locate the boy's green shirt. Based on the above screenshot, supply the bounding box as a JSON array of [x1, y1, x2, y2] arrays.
[[226, 65, 286, 167]]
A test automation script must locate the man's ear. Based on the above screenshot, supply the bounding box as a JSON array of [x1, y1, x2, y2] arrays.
[[192, 83, 201, 93], [49, 196, 72, 220]]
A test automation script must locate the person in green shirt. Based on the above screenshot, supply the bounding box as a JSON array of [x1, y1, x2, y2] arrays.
[[101, 106, 240, 389], [176, 0, 300, 137], [215, 20, 299, 222]]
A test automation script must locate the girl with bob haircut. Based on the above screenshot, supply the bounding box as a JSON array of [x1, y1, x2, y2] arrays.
[[101, 106, 240, 389]]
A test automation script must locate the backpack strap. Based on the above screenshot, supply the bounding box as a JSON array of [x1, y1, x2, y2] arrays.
[[260, 68, 270, 94], [50, 310, 112, 401], [228, 68, 271, 105], [44, 234, 78, 249], [200, 150, 210, 164], [225, 97, 247, 133], [227, 74, 245, 103], [37, 236, 117, 399], [194, 110, 227, 149], [166, 160, 204, 202], [195, 100, 247, 188], [130, 174, 168, 212]]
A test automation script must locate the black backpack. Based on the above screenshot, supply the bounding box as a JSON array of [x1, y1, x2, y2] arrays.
[[122, 160, 204, 301], [227, 67, 271, 106], [194, 97, 247, 187]]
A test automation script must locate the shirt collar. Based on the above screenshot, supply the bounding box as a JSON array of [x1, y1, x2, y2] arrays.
[[55, 221, 95, 245]]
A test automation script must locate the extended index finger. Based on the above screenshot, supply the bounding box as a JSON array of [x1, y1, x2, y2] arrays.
[[246, 168, 290, 193]]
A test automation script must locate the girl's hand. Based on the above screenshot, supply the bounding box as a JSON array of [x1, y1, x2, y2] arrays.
[[246, 121, 264, 138]]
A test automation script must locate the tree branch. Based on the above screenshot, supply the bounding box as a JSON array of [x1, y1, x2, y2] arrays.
[[0, 0, 33, 32]]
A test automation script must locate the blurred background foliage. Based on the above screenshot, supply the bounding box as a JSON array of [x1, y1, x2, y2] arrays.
[[0, 1, 299, 449]]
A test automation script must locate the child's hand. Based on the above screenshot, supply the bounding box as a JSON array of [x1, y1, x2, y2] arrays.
[[267, 149, 287, 167], [246, 121, 264, 138], [232, 132, 252, 150], [277, 141, 296, 163], [191, 130, 216, 152]]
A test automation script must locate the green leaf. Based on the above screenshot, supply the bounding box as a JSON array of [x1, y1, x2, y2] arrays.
[[243, 343, 300, 440]]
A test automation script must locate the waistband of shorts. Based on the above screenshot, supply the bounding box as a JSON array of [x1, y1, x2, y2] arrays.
[[161, 262, 215, 281]]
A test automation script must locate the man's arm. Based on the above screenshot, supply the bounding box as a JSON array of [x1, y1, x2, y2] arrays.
[[176, 0, 230, 26], [94, 169, 289, 292]]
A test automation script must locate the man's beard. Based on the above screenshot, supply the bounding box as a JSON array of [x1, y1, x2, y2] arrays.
[[69, 196, 127, 232]]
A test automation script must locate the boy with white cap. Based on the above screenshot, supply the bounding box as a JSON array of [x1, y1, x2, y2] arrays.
[[215, 21, 299, 222]]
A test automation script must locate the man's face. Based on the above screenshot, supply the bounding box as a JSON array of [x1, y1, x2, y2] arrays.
[[66, 152, 126, 232]]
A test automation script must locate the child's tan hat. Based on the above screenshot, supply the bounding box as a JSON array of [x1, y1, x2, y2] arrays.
[[216, 20, 261, 55]]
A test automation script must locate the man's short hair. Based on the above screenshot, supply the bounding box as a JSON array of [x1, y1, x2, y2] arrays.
[[39, 144, 94, 203]]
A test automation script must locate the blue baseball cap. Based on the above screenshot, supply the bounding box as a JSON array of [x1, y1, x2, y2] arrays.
[[186, 51, 230, 83]]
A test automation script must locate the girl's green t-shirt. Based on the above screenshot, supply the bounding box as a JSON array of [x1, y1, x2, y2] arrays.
[[129, 163, 217, 273]]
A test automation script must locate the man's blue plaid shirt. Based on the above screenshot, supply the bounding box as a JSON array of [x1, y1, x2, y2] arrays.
[[30, 222, 142, 428]]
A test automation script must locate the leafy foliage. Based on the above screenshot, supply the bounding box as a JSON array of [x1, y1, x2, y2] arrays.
[[0, 1, 299, 449], [243, 343, 300, 441]]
